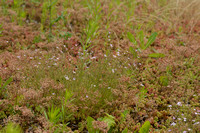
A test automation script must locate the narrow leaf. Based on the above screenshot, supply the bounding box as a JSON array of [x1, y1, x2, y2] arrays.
[[138, 30, 144, 49], [2, 77, 13, 89], [127, 32, 137, 45], [144, 32, 158, 50]]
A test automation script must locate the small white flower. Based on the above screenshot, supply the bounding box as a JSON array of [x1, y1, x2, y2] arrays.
[[168, 105, 172, 108], [183, 131, 187, 133], [112, 69, 115, 73], [171, 122, 176, 126], [117, 52, 120, 56], [113, 55, 117, 58], [110, 44, 113, 48], [177, 102, 182, 106], [30, 57, 33, 59], [94, 85, 96, 87], [17, 56, 21, 59], [73, 78, 76, 80], [53, 63, 57, 66], [86, 95, 88, 98], [73, 70, 76, 74], [184, 118, 187, 122], [91, 56, 96, 59], [188, 129, 191, 131], [52, 93, 55, 95], [193, 122, 199, 125], [108, 87, 111, 89], [104, 54, 107, 57], [38, 62, 41, 65], [178, 118, 181, 121], [65, 76, 69, 80], [140, 84, 144, 86]]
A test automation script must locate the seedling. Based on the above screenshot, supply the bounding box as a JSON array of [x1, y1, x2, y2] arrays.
[[44, 104, 61, 124], [128, 31, 158, 58]]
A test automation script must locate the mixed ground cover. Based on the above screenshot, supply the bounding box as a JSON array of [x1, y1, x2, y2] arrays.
[[0, 0, 200, 132]]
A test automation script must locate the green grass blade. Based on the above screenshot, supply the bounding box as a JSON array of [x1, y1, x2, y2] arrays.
[[127, 32, 137, 45], [144, 32, 158, 50], [2, 77, 13, 89]]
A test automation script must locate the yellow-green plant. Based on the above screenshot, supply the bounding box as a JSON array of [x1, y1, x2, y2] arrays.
[[3, 122, 22, 133]]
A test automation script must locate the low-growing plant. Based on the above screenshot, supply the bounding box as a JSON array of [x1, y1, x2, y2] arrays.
[[139, 121, 151, 133], [3, 122, 22, 133], [86, 113, 116, 133], [44, 104, 62, 124], [128, 31, 158, 58]]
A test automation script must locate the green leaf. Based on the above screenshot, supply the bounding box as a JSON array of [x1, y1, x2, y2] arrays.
[[138, 30, 144, 49], [102, 114, 115, 130], [122, 128, 128, 133], [2, 77, 13, 89], [139, 121, 151, 133], [144, 32, 158, 50], [86, 116, 95, 133], [127, 32, 137, 45], [148, 53, 165, 58]]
